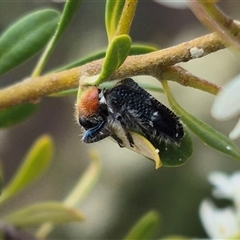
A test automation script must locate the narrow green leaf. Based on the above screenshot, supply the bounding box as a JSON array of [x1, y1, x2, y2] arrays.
[[157, 129, 193, 167], [84, 35, 132, 85], [99, 81, 163, 93], [0, 135, 54, 204], [32, 0, 82, 76], [98, 34, 132, 83], [3, 202, 85, 228], [56, 51, 106, 72], [50, 89, 79, 97], [0, 103, 39, 128], [53, 0, 82, 42], [184, 113, 240, 160], [0, 9, 60, 76], [105, 0, 125, 41], [140, 83, 164, 93], [129, 44, 157, 54], [162, 80, 240, 161], [124, 211, 160, 240], [56, 44, 157, 72]]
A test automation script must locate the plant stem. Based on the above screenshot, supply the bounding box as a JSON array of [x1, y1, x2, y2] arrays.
[[31, 0, 82, 77], [0, 31, 232, 110], [160, 66, 221, 95]]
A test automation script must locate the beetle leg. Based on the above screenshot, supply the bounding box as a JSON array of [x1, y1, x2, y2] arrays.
[[111, 134, 125, 148], [114, 113, 135, 147]]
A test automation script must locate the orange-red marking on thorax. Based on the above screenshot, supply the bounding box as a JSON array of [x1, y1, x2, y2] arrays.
[[77, 87, 99, 118]]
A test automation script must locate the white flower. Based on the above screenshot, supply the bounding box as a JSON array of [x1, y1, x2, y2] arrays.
[[211, 74, 240, 140], [230, 119, 240, 141], [209, 171, 240, 205], [153, 0, 189, 9], [199, 171, 240, 239], [200, 200, 239, 239]]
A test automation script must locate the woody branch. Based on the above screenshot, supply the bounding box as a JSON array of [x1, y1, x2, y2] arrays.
[[0, 31, 233, 110]]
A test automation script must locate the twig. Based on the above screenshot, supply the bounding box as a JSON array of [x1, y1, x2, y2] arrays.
[[160, 65, 221, 95], [0, 31, 230, 110]]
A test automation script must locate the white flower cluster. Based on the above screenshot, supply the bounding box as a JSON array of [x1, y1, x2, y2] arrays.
[[200, 172, 240, 239]]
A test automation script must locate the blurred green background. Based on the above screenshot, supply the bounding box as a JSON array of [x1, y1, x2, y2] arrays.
[[0, 1, 240, 239]]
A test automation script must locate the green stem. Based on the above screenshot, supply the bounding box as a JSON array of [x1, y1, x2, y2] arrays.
[[115, 0, 138, 36], [31, 0, 82, 77], [31, 37, 56, 77]]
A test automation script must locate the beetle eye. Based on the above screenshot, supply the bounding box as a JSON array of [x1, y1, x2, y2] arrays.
[[79, 117, 96, 129]]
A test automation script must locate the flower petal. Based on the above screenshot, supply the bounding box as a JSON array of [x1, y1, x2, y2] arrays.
[[209, 172, 233, 199], [212, 74, 240, 121], [229, 118, 240, 140], [209, 171, 240, 218], [199, 200, 238, 239], [230, 172, 240, 213], [153, 0, 189, 9]]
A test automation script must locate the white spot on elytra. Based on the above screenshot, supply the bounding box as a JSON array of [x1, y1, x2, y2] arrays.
[[190, 47, 204, 58]]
